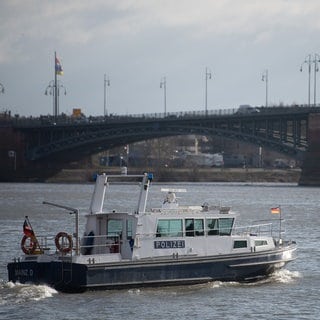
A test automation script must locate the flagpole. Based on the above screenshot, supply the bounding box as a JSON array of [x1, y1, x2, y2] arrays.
[[279, 205, 282, 244], [104, 74, 106, 117], [25, 215, 43, 252], [54, 51, 58, 119]]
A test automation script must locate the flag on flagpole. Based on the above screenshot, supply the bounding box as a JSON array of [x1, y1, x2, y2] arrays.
[[55, 56, 63, 75], [23, 219, 35, 237], [271, 207, 281, 214]]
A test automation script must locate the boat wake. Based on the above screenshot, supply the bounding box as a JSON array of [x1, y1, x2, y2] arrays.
[[0, 280, 57, 305], [125, 269, 301, 296], [242, 269, 301, 286], [204, 269, 301, 290], [268, 269, 301, 284]]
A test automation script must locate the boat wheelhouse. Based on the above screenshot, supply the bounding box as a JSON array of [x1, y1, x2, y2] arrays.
[[7, 173, 297, 292]]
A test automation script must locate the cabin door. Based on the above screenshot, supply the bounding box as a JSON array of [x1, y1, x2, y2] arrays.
[[106, 219, 123, 254]]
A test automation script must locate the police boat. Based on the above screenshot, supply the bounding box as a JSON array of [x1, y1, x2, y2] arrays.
[[7, 173, 297, 292]]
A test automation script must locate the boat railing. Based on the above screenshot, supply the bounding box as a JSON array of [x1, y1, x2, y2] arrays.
[[32, 222, 276, 256], [29, 234, 121, 256], [80, 234, 121, 255], [232, 223, 273, 237], [35, 235, 56, 252]]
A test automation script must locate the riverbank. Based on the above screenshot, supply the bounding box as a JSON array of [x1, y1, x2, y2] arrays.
[[45, 167, 301, 184]]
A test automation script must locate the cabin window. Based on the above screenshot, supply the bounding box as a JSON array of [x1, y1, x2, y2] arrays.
[[233, 240, 248, 249], [255, 240, 268, 246], [126, 219, 133, 240], [107, 219, 123, 239], [206, 219, 219, 235], [156, 219, 183, 237], [185, 219, 204, 237], [219, 218, 234, 236]]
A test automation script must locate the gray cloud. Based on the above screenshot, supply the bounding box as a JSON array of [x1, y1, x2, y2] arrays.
[[1, 0, 320, 116]]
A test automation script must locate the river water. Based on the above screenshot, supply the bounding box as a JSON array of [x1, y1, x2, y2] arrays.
[[0, 181, 319, 319]]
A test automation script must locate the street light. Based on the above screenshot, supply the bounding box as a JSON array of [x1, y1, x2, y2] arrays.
[[104, 74, 110, 117], [45, 80, 67, 116], [160, 77, 167, 116], [300, 54, 320, 107], [45, 52, 66, 118], [313, 54, 320, 106], [300, 54, 312, 106], [0, 82, 4, 94], [261, 69, 269, 107], [205, 67, 212, 115]]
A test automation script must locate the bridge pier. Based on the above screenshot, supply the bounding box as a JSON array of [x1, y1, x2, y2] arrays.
[[0, 126, 25, 180], [299, 113, 320, 186], [0, 126, 57, 181]]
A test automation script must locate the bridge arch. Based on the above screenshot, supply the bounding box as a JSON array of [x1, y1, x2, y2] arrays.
[[20, 108, 310, 162], [2, 106, 320, 185]]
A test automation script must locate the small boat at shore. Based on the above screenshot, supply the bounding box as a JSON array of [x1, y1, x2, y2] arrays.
[[7, 173, 297, 293]]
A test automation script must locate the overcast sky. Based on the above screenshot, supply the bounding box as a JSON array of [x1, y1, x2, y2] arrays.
[[1, 0, 320, 117]]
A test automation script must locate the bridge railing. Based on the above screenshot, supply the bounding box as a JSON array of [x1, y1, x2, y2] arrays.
[[9, 108, 238, 127], [5, 103, 320, 128], [121, 108, 237, 120]]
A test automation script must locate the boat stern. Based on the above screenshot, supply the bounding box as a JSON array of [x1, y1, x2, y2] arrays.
[[7, 257, 88, 293]]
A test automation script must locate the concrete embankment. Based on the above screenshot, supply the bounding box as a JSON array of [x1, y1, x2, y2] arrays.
[[45, 168, 301, 184]]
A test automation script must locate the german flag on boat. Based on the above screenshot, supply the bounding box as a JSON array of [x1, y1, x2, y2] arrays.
[[23, 218, 35, 237], [271, 207, 281, 214], [22, 216, 43, 254]]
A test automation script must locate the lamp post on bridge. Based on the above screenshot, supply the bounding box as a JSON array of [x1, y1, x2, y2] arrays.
[[300, 54, 312, 107], [160, 77, 167, 116], [261, 69, 269, 107], [313, 54, 320, 106], [300, 54, 320, 107], [205, 67, 212, 116], [104, 74, 110, 117], [45, 80, 67, 117], [45, 52, 66, 118]]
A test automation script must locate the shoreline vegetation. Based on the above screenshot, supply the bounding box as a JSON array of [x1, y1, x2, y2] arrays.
[[45, 167, 301, 184]]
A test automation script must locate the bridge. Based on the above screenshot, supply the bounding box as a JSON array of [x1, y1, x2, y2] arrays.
[[1, 105, 320, 185]]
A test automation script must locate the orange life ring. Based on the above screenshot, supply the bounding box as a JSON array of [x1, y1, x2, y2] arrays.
[[55, 232, 73, 253], [21, 235, 37, 255]]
